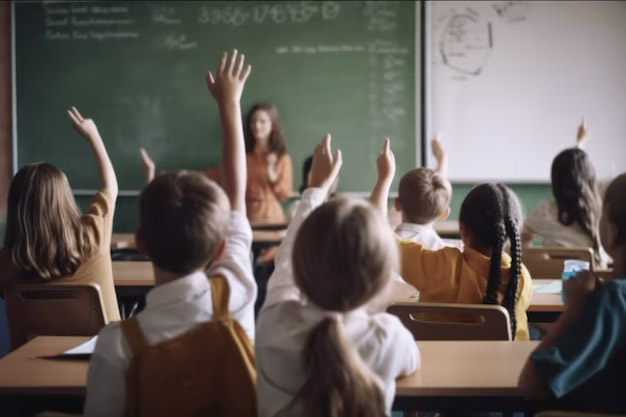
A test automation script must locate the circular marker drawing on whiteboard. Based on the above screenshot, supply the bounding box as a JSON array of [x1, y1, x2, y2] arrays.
[[438, 7, 492, 77]]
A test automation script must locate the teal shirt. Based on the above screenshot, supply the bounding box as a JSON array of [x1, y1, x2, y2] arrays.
[[531, 278, 626, 413]]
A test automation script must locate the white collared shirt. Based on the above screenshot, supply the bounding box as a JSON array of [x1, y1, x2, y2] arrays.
[[84, 210, 256, 417], [256, 188, 420, 417], [395, 222, 463, 251]]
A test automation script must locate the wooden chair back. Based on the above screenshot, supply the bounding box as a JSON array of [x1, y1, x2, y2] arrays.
[[4, 282, 107, 351], [387, 302, 512, 341], [522, 246, 594, 278]]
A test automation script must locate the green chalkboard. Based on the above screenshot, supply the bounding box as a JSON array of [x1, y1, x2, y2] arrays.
[[14, 1, 418, 192]]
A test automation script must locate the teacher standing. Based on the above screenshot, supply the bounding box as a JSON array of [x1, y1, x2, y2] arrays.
[[241, 102, 293, 223], [140, 102, 293, 223]]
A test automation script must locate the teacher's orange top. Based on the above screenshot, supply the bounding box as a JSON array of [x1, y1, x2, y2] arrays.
[[207, 152, 293, 223]]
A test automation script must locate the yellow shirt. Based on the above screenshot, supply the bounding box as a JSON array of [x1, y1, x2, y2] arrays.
[[396, 235, 533, 340]]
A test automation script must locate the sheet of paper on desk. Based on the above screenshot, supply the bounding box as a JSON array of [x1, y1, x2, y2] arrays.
[[41, 336, 98, 360], [533, 281, 562, 294]]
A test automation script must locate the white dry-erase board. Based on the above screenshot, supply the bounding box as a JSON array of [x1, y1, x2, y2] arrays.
[[426, 1, 626, 182]]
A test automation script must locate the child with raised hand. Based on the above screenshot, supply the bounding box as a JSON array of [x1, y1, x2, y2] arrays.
[[523, 120, 609, 267], [1, 107, 121, 332], [256, 135, 420, 417], [393, 136, 454, 249], [519, 173, 626, 413], [84, 50, 257, 417], [377, 140, 533, 340]]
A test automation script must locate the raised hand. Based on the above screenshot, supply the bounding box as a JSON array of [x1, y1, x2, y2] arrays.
[[309, 134, 342, 193], [139, 147, 156, 183], [376, 137, 396, 185], [432, 134, 447, 176], [67, 106, 118, 196], [67, 106, 101, 141], [206, 49, 252, 106], [576, 119, 589, 149], [267, 153, 278, 183]]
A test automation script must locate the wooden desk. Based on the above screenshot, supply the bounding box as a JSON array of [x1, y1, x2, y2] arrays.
[[112, 230, 285, 251], [0, 336, 88, 396], [0, 337, 537, 413], [394, 340, 538, 411]]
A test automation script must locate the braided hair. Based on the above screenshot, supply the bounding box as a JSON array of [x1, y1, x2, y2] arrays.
[[459, 184, 523, 336]]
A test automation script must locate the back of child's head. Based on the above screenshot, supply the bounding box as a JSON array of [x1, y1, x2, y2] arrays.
[[551, 148, 602, 257], [139, 170, 229, 275], [459, 183, 523, 335], [290, 197, 395, 417], [4, 162, 93, 280], [398, 167, 451, 224], [603, 173, 626, 247]]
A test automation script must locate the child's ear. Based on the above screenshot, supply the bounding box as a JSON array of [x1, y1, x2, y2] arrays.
[[439, 207, 451, 221], [211, 241, 226, 261], [135, 229, 147, 254], [394, 197, 402, 212]]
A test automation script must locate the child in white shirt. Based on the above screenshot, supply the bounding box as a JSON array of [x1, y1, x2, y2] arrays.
[[84, 50, 257, 417], [394, 138, 457, 250], [256, 136, 420, 417]]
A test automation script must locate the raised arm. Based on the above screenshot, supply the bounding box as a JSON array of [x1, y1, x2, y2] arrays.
[[262, 134, 342, 308], [432, 135, 448, 177], [139, 147, 156, 184], [576, 119, 588, 149], [206, 50, 251, 213], [370, 138, 395, 219], [67, 107, 118, 198]]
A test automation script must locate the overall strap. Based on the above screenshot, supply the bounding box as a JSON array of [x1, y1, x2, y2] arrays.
[[209, 275, 230, 321], [121, 316, 149, 355]]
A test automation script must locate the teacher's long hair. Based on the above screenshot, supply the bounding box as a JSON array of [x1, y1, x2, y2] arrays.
[[244, 102, 287, 156]]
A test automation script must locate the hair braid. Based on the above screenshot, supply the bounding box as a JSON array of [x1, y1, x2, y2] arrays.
[[482, 187, 506, 305]]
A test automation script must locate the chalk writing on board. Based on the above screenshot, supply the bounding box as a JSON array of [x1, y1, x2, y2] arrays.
[[198, 1, 340, 26], [275, 44, 366, 54], [364, 1, 399, 32], [368, 40, 408, 124], [44, 4, 140, 41], [438, 8, 492, 77], [150, 6, 182, 25], [159, 33, 198, 51], [493, 1, 530, 23]]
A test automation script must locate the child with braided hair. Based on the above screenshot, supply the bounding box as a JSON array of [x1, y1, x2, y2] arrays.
[[385, 176, 533, 339]]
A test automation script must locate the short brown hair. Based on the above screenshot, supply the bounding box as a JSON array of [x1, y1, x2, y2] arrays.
[[398, 168, 451, 224], [139, 171, 230, 274]]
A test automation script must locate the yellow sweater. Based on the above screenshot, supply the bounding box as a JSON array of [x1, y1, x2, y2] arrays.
[[396, 236, 533, 340]]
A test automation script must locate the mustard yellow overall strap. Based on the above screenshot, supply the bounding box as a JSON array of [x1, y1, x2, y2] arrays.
[[120, 316, 149, 355], [209, 275, 230, 321]]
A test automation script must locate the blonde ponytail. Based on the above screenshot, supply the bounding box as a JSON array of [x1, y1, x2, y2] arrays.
[[291, 197, 398, 417], [295, 317, 386, 417]]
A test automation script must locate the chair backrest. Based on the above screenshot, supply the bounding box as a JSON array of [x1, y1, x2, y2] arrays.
[[387, 302, 512, 341], [4, 282, 107, 351], [522, 246, 594, 278]]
